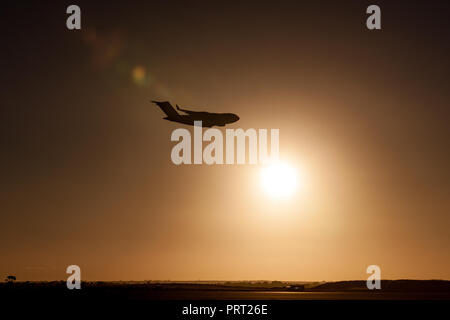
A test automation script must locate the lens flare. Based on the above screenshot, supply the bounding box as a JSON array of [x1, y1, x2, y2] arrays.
[[132, 65, 147, 85]]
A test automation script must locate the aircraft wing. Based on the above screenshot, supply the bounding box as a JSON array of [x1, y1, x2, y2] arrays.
[[176, 105, 210, 116]]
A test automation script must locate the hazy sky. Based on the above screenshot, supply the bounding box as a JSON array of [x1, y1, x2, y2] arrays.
[[1, 0, 449, 281]]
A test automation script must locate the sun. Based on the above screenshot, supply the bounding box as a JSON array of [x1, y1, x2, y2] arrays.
[[260, 162, 298, 198]]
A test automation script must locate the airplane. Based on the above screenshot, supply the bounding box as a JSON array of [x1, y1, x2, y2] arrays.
[[152, 101, 240, 127]]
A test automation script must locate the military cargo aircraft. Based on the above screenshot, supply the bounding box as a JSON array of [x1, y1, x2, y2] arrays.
[[152, 101, 239, 127]]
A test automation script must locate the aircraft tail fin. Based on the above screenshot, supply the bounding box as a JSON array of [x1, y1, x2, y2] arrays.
[[152, 101, 179, 118]]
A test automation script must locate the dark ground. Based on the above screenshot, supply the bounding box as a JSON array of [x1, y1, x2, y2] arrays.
[[2, 279, 450, 300], [1, 280, 449, 318]]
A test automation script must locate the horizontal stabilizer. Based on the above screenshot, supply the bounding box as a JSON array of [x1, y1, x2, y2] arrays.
[[152, 101, 179, 118]]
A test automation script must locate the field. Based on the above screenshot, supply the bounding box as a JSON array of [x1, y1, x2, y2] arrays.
[[2, 280, 449, 301]]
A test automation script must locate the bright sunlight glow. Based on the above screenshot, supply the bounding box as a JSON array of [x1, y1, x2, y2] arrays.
[[260, 162, 298, 198]]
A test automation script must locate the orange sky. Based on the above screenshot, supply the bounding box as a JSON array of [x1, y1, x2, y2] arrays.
[[1, 0, 449, 281]]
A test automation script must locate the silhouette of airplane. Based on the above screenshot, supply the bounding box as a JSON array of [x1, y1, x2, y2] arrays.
[[152, 101, 239, 127]]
